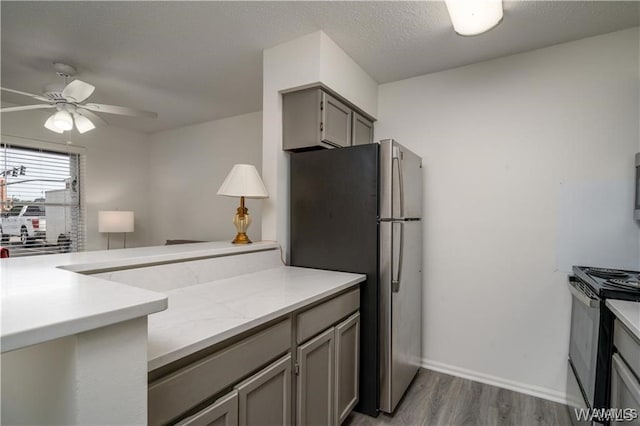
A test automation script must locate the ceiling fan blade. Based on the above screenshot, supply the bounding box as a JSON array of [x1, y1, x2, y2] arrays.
[[62, 80, 95, 103], [83, 103, 157, 118], [0, 104, 55, 113], [1, 87, 51, 102], [75, 108, 107, 126], [72, 112, 95, 134], [44, 115, 64, 134]]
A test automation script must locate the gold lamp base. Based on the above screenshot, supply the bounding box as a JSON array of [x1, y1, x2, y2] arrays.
[[231, 196, 253, 244], [232, 232, 252, 244]]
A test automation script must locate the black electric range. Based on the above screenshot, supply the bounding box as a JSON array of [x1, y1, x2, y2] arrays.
[[567, 266, 640, 425], [573, 266, 640, 302]]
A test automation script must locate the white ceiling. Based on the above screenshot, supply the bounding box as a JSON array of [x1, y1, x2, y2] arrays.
[[1, 1, 638, 134]]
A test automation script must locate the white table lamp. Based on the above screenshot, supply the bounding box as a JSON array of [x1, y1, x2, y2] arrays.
[[217, 164, 268, 244], [99, 210, 134, 249]]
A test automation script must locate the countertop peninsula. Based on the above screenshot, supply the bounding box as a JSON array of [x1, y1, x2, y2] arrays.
[[0, 241, 280, 352], [145, 265, 365, 370]]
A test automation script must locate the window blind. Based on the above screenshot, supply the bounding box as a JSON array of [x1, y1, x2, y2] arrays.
[[0, 142, 85, 257]]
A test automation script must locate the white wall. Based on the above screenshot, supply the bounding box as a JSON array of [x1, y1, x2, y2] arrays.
[[148, 111, 263, 245], [261, 31, 378, 254], [376, 27, 640, 402], [1, 110, 152, 250]]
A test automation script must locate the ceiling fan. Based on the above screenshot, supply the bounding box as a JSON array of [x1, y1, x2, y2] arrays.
[[0, 62, 157, 134]]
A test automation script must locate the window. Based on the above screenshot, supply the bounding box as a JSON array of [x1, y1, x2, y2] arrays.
[[0, 140, 85, 257]]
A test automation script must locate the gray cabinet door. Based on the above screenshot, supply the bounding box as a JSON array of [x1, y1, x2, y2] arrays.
[[235, 354, 292, 426], [335, 313, 360, 425], [297, 327, 336, 426], [282, 89, 323, 151], [321, 92, 351, 148], [351, 112, 373, 146], [176, 391, 239, 426], [610, 354, 640, 421]]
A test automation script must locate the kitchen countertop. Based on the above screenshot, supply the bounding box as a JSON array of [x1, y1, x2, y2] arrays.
[[0, 241, 279, 353], [147, 266, 365, 371], [607, 299, 640, 339]]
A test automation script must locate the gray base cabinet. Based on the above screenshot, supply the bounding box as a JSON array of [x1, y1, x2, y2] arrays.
[[297, 328, 335, 426], [148, 320, 291, 425], [149, 289, 360, 426], [296, 311, 360, 426], [610, 354, 640, 421], [283, 87, 374, 151], [335, 313, 360, 425], [176, 391, 239, 426], [236, 355, 292, 426], [611, 320, 640, 422]]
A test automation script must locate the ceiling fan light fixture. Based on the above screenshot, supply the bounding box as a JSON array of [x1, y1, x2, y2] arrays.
[[44, 115, 64, 134], [444, 0, 503, 36], [73, 113, 95, 134], [51, 109, 73, 131]]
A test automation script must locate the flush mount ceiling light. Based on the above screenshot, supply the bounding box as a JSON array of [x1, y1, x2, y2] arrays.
[[444, 0, 503, 36]]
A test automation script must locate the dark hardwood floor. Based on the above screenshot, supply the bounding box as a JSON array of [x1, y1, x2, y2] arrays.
[[344, 369, 572, 426]]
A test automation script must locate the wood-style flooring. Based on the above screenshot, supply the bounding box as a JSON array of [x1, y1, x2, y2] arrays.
[[344, 369, 572, 426]]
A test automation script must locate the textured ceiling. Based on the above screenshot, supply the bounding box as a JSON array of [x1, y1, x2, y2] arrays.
[[1, 1, 638, 134]]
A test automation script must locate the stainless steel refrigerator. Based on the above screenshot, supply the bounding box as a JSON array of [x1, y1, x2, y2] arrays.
[[289, 139, 422, 416]]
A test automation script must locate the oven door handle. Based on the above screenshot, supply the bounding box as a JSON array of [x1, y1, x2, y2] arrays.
[[568, 279, 600, 309]]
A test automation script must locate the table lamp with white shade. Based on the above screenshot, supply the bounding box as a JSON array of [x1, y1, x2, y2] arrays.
[[216, 164, 268, 244], [99, 210, 134, 249]]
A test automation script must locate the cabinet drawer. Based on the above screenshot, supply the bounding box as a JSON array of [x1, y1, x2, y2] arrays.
[[149, 319, 291, 425], [297, 289, 360, 344], [614, 320, 640, 379]]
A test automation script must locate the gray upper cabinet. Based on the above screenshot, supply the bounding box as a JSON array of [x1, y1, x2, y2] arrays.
[[235, 354, 292, 426], [351, 112, 374, 146], [321, 92, 351, 148], [283, 88, 374, 152]]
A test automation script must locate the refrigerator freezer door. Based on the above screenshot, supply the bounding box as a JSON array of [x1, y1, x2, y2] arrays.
[[380, 140, 423, 220], [379, 219, 422, 413]]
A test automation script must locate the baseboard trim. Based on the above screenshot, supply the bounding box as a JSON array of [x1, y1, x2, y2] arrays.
[[421, 358, 568, 405]]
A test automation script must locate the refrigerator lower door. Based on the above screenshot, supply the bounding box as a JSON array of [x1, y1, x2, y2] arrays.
[[379, 219, 422, 413]]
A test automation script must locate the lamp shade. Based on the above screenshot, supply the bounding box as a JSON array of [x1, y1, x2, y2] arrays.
[[444, 0, 503, 36], [217, 164, 268, 199], [98, 211, 134, 233]]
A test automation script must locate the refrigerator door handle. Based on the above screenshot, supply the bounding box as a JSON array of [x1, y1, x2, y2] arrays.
[[392, 221, 404, 293], [393, 146, 404, 218]]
